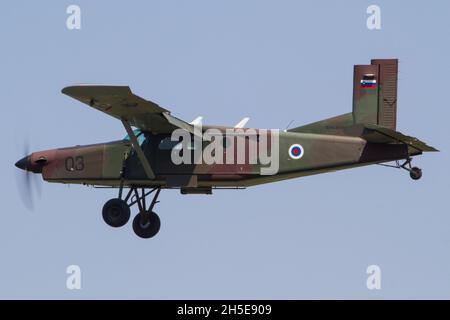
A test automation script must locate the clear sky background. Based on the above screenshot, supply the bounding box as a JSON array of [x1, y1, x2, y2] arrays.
[[0, 1, 449, 299]]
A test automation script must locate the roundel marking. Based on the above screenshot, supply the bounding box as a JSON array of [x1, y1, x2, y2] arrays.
[[289, 144, 304, 160]]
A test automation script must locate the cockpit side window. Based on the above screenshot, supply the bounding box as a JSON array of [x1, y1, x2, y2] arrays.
[[123, 129, 145, 146], [158, 136, 196, 150], [158, 137, 180, 150]]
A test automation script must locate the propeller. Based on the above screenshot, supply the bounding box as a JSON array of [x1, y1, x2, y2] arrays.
[[15, 140, 42, 211]]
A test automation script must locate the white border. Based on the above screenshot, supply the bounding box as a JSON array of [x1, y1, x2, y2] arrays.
[[288, 144, 304, 160]]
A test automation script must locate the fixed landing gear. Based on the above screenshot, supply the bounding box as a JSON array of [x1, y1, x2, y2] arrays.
[[378, 157, 423, 181], [409, 167, 422, 180], [131, 187, 161, 239], [400, 158, 423, 181], [102, 198, 130, 228], [102, 186, 162, 239], [133, 212, 161, 239]]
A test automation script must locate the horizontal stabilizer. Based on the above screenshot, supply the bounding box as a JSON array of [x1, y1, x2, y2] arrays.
[[363, 124, 438, 152]]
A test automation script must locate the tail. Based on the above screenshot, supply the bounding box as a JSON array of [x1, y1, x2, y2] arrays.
[[290, 59, 398, 133], [289, 58, 437, 152]]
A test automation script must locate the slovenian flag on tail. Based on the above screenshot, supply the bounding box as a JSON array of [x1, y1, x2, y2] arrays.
[[360, 74, 377, 88]]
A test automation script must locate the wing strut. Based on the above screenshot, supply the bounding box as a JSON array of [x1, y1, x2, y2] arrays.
[[121, 119, 155, 180]]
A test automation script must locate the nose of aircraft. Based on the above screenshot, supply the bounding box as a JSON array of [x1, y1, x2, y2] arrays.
[[15, 156, 30, 171], [15, 150, 53, 173]]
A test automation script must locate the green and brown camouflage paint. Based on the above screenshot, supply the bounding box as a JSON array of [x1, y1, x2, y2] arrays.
[[16, 59, 436, 192]]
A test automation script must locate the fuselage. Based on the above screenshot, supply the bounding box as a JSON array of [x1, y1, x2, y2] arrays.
[[16, 128, 415, 189]]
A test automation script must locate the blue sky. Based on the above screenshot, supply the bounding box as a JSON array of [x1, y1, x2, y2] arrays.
[[0, 0, 449, 299]]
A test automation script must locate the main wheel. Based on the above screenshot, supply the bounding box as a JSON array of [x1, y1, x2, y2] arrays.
[[410, 167, 422, 180], [132, 212, 161, 239], [102, 198, 130, 228]]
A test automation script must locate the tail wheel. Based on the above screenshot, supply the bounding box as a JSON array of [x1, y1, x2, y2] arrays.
[[410, 167, 422, 180], [132, 212, 161, 239], [102, 198, 130, 228]]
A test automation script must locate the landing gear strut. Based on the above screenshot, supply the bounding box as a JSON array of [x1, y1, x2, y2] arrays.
[[378, 157, 423, 180], [102, 185, 162, 239]]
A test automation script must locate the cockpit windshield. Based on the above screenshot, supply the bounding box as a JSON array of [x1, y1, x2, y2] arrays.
[[123, 129, 146, 146]]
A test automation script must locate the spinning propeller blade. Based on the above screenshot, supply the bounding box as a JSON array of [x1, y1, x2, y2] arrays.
[[15, 141, 42, 211]]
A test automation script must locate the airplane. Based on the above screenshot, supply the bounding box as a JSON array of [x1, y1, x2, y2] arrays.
[[15, 59, 437, 239]]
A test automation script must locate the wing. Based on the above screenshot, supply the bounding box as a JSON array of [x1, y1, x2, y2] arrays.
[[62, 85, 195, 134]]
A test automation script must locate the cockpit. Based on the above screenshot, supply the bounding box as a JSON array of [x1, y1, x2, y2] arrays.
[[123, 129, 196, 151], [123, 128, 146, 146]]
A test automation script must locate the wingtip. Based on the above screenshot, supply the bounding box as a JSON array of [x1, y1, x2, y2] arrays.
[[423, 145, 439, 152], [61, 86, 72, 95], [61, 85, 83, 95], [61, 84, 131, 96]]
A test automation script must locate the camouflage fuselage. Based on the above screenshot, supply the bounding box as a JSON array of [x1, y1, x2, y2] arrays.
[[30, 128, 417, 189]]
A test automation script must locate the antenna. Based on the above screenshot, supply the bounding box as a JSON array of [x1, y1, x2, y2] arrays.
[[234, 117, 250, 128], [284, 120, 294, 132]]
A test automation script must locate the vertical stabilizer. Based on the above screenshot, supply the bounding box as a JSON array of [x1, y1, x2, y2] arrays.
[[353, 64, 380, 125], [352, 59, 398, 130]]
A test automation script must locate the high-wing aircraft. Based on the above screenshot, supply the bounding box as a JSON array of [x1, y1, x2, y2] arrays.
[[15, 59, 437, 239]]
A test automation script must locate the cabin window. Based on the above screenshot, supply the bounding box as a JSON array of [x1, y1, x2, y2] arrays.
[[123, 129, 145, 146], [159, 137, 196, 151], [223, 137, 233, 149]]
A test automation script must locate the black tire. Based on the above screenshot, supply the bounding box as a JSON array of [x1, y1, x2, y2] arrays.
[[410, 167, 422, 180], [132, 212, 161, 239], [102, 198, 130, 228]]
